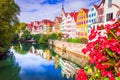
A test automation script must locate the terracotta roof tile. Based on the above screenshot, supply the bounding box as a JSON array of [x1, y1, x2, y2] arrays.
[[55, 17, 62, 23], [69, 12, 79, 22], [41, 19, 54, 27], [98, 0, 105, 7], [93, 5, 98, 10], [82, 8, 89, 13]]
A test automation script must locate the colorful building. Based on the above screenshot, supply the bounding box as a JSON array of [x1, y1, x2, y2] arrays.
[[66, 12, 78, 38], [59, 5, 68, 37], [88, 5, 98, 35], [98, 0, 105, 23], [54, 17, 62, 33], [27, 21, 43, 34], [91, 0, 120, 30], [104, 0, 120, 24], [76, 8, 89, 38], [41, 19, 54, 34]]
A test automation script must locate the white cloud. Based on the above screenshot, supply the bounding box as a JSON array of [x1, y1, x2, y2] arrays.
[[15, 0, 100, 23]]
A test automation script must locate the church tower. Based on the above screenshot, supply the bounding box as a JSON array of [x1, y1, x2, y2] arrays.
[[61, 4, 65, 17]]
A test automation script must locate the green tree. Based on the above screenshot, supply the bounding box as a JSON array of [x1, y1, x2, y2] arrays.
[[0, 0, 20, 56], [49, 33, 58, 40], [38, 35, 49, 44], [16, 22, 26, 33], [21, 30, 32, 41], [32, 34, 41, 42]]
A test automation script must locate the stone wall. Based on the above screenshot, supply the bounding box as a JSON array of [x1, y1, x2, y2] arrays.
[[53, 40, 87, 56], [49, 40, 89, 66]]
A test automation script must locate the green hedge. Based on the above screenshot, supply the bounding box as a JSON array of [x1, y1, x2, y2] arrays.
[[66, 38, 88, 44]]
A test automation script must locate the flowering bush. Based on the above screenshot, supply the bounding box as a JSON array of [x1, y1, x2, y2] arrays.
[[77, 19, 120, 80]]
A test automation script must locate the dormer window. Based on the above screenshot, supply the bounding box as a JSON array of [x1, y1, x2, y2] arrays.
[[91, 8, 94, 11]]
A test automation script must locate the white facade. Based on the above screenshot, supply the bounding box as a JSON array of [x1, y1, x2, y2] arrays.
[[66, 14, 77, 38], [60, 16, 66, 34], [88, 5, 98, 35], [91, 0, 120, 32], [104, 0, 120, 24]]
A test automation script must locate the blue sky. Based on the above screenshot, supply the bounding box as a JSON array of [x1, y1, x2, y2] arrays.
[[15, 0, 101, 23]]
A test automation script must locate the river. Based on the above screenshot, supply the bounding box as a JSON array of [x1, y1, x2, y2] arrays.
[[0, 42, 78, 80]]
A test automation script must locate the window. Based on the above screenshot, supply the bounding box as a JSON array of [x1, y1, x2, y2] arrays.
[[89, 20, 91, 23], [94, 13, 96, 16], [94, 19, 96, 22], [106, 13, 113, 21], [89, 14, 91, 17], [108, 0, 112, 8], [91, 8, 94, 12], [92, 14, 94, 17]]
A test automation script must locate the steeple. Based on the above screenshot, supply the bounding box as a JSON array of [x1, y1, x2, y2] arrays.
[[62, 4, 64, 11], [61, 4, 65, 17]]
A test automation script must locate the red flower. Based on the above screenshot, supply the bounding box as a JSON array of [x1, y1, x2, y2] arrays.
[[77, 69, 87, 80], [117, 73, 120, 76], [105, 24, 111, 33], [89, 28, 97, 40], [82, 48, 88, 54]]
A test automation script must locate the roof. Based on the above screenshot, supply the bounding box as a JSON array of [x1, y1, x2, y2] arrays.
[[98, 0, 105, 8], [69, 12, 79, 22], [93, 5, 98, 10], [41, 19, 54, 27], [55, 17, 62, 23], [82, 8, 89, 13]]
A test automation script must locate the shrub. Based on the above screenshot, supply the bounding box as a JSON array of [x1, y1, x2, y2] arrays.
[[77, 19, 120, 80]]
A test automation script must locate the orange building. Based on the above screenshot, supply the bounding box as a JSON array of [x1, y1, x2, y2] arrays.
[[76, 8, 89, 38], [54, 17, 62, 33]]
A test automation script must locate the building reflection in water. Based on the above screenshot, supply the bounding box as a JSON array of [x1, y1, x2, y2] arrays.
[[54, 55, 79, 79], [29, 46, 52, 61], [29, 45, 78, 79]]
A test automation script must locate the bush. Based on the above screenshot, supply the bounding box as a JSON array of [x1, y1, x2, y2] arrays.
[[66, 38, 88, 44], [38, 35, 49, 44], [77, 20, 120, 80]]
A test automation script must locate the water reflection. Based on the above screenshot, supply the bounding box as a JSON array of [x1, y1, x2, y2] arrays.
[[0, 53, 21, 80], [54, 55, 79, 79], [12, 43, 75, 80]]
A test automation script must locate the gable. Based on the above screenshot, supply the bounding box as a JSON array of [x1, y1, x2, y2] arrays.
[[88, 6, 97, 14]]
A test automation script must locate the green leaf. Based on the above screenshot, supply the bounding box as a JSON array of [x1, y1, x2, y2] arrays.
[[95, 73, 100, 77], [115, 77, 120, 80], [84, 65, 88, 70], [110, 30, 119, 40], [106, 48, 114, 57], [102, 77, 109, 80], [88, 68, 92, 73]]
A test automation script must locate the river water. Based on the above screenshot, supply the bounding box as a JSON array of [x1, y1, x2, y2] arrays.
[[0, 43, 77, 80]]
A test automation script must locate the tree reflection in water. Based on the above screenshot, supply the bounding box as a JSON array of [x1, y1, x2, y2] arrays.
[[0, 53, 21, 80]]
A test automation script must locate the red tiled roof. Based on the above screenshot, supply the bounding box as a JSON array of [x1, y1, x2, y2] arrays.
[[69, 12, 79, 22], [98, 0, 105, 7], [55, 17, 62, 23], [82, 8, 89, 13], [35, 21, 41, 26], [41, 19, 54, 27], [93, 5, 98, 10]]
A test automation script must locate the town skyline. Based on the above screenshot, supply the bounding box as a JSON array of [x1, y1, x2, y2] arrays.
[[15, 0, 101, 23]]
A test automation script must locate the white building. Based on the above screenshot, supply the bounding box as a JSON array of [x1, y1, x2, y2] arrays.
[[66, 12, 78, 38], [88, 5, 98, 35], [104, 0, 120, 24]]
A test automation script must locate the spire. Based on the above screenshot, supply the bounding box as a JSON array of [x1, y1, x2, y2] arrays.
[[61, 3, 65, 17], [62, 4, 64, 11]]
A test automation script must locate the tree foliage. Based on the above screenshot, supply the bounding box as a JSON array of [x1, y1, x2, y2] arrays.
[[0, 0, 20, 54], [21, 30, 32, 41], [16, 22, 26, 33]]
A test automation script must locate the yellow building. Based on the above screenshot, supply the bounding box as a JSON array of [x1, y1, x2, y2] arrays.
[[76, 8, 89, 38]]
